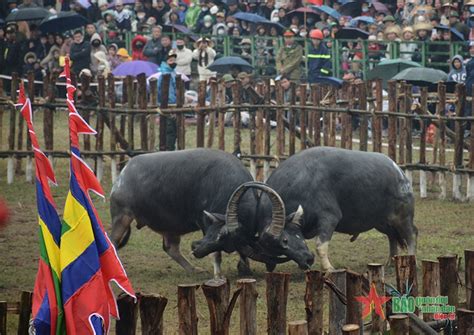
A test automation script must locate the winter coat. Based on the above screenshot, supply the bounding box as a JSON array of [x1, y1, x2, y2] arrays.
[[192, 46, 217, 82], [143, 37, 163, 64], [276, 43, 303, 81], [175, 47, 193, 76], [131, 35, 148, 61], [157, 62, 176, 104], [40, 45, 61, 73], [307, 43, 331, 83], [465, 57, 474, 96], [0, 39, 22, 75], [69, 39, 91, 74], [399, 41, 417, 61], [90, 33, 107, 75], [448, 55, 466, 84]]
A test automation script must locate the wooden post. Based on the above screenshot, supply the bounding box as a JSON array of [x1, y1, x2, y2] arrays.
[[126, 75, 135, 152], [373, 79, 383, 153], [0, 79, 4, 151], [218, 81, 225, 151], [438, 254, 458, 307], [312, 84, 321, 146], [346, 270, 362, 330], [437, 83, 447, 199], [202, 278, 240, 335], [276, 81, 285, 156], [237, 279, 258, 335], [457, 308, 474, 334], [359, 82, 368, 151], [398, 82, 406, 166], [25, 74, 34, 182], [387, 80, 397, 162], [15, 73, 29, 175], [159, 74, 170, 151], [148, 77, 158, 151], [255, 83, 265, 181], [207, 79, 218, 148], [7, 73, 18, 184], [249, 91, 257, 179], [469, 86, 474, 201], [0, 301, 6, 335], [388, 315, 409, 335], [263, 80, 271, 181], [419, 87, 428, 198], [80, 73, 92, 152], [289, 83, 296, 156], [139, 293, 168, 335], [394, 255, 418, 297], [405, 84, 413, 165], [342, 324, 359, 335], [421, 260, 440, 321], [304, 270, 324, 335], [329, 269, 347, 335], [116, 294, 138, 335], [288, 320, 308, 335], [17, 291, 33, 335], [453, 83, 465, 201], [175, 75, 185, 150], [368, 263, 385, 332], [322, 86, 330, 146], [266, 272, 290, 335], [95, 75, 106, 181], [106, 74, 118, 182], [329, 86, 337, 147], [465, 249, 474, 310], [231, 81, 241, 153], [299, 84, 307, 150], [137, 73, 148, 151], [178, 284, 199, 335], [340, 82, 350, 149]]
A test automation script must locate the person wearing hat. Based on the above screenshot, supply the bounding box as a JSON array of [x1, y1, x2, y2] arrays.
[[175, 38, 193, 89], [106, 44, 122, 70], [0, 24, 21, 82], [383, 25, 401, 59], [158, 50, 179, 151], [239, 38, 252, 64], [382, 15, 396, 28], [400, 26, 416, 61], [413, 21, 432, 42], [22, 52, 41, 79], [192, 37, 217, 82], [307, 29, 331, 83], [275, 30, 303, 81], [449, 10, 469, 39], [117, 47, 132, 62]]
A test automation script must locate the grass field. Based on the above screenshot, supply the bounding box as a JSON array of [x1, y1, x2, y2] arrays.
[[0, 111, 473, 334]]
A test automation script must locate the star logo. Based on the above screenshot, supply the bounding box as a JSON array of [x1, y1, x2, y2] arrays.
[[355, 283, 391, 320]]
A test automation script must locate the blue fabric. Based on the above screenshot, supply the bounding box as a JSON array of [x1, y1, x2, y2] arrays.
[[157, 62, 177, 104], [308, 44, 332, 83]]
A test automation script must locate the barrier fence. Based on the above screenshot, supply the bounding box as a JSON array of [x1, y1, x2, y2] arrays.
[[1, 250, 474, 334], [0, 71, 473, 201]]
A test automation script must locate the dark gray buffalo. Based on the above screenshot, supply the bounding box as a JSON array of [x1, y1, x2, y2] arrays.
[[109, 148, 258, 277], [192, 147, 417, 271]]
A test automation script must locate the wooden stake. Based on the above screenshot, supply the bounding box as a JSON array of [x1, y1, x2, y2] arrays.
[[139, 293, 168, 335], [237, 279, 258, 335], [299, 84, 307, 150], [457, 308, 474, 334], [387, 80, 397, 161], [304, 270, 324, 335], [329, 86, 337, 147], [388, 314, 409, 335], [126, 75, 135, 152], [421, 260, 440, 321], [159, 74, 170, 151], [368, 263, 385, 332], [266, 272, 290, 335], [137, 74, 148, 151], [17, 291, 33, 335], [276, 82, 285, 156], [288, 320, 308, 335], [398, 82, 406, 165], [373, 79, 383, 153], [178, 284, 199, 335], [207, 79, 217, 148], [329, 269, 347, 335], [438, 254, 459, 307], [437, 83, 447, 199], [311, 84, 321, 146], [359, 82, 368, 151], [218, 82, 225, 151], [394, 255, 418, 297], [465, 249, 474, 310], [346, 270, 362, 329], [0, 301, 6, 335], [107, 74, 118, 182], [116, 293, 138, 335], [175, 75, 185, 150], [342, 324, 359, 335], [289, 83, 296, 156], [231, 81, 241, 154]]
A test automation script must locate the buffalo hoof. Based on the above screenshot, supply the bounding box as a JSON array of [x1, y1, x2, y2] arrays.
[[385, 257, 395, 267], [237, 260, 253, 277], [265, 263, 277, 272]]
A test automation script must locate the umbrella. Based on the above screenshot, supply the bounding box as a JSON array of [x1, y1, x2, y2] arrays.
[[231, 12, 268, 24], [335, 28, 369, 40], [372, 1, 391, 14], [5, 8, 50, 22], [286, 7, 320, 23], [112, 61, 159, 77], [392, 67, 448, 86], [311, 5, 341, 20], [39, 12, 89, 33], [340, 1, 361, 17], [162, 24, 191, 34], [366, 58, 422, 88], [450, 28, 464, 42], [350, 16, 375, 26], [311, 76, 343, 88], [207, 56, 254, 73]]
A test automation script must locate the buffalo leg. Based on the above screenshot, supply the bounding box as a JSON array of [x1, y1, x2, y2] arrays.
[[386, 236, 398, 266], [237, 255, 252, 276], [315, 236, 335, 272], [212, 252, 222, 279], [163, 233, 205, 273]]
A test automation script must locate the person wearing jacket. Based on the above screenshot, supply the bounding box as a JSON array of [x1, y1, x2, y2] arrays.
[[448, 55, 466, 84], [307, 29, 331, 83], [143, 26, 163, 65], [276, 30, 303, 81], [158, 50, 178, 151], [192, 37, 216, 82], [90, 32, 107, 76], [69, 30, 91, 75], [175, 38, 193, 89], [131, 35, 148, 61]]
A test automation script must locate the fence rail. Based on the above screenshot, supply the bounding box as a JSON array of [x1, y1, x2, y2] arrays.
[[2, 250, 474, 334], [0, 71, 473, 201]]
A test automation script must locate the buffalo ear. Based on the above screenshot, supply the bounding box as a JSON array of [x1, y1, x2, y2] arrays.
[[203, 211, 226, 225], [286, 205, 304, 227]]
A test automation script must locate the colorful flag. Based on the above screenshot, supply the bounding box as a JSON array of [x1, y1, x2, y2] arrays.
[[18, 82, 65, 335], [60, 57, 135, 335]]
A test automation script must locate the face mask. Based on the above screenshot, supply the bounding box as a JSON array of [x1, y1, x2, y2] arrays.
[[300, 31, 307, 37], [201, 7, 208, 11], [271, 16, 279, 23], [291, 28, 299, 34], [227, 22, 234, 28], [92, 41, 101, 47], [136, 42, 143, 48], [169, 63, 177, 68], [217, 29, 225, 35], [137, 14, 145, 20], [204, 21, 212, 28], [362, 7, 368, 12], [210, 5, 218, 14], [177, 45, 184, 50]]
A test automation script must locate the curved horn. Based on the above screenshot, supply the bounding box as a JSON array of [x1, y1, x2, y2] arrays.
[[225, 181, 285, 237]]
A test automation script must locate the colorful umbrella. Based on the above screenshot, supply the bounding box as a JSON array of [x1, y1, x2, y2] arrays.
[[112, 61, 159, 77]]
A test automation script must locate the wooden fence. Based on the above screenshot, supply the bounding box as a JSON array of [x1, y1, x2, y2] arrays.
[[2, 250, 474, 334], [0, 72, 473, 201]]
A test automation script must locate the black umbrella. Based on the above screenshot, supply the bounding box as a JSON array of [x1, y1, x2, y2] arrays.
[[335, 28, 369, 40], [39, 11, 89, 33], [392, 67, 448, 87], [6, 8, 50, 22], [162, 24, 199, 41], [207, 56, 254, 73], [340, 1, 361, 17]]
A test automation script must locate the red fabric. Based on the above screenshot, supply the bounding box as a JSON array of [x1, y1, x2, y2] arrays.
[[306, 0, 323, 5], [131, 35, 148, 61], [0, 198, 9, 229], [32, 259, 59, 335]]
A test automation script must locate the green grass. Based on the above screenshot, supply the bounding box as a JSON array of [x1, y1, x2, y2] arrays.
[[0, 111, 473, 334]]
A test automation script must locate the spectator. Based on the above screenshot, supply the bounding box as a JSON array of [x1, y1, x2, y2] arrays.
[[158, 50, 178, 150], [117, 47, 132, 62], [400, 26, 417, 61], [131, 34, 148, 60], [143, 25, 163, 64], [307, 29, 331, 83], [449, 10, 469, 40], [40, 43, 61, 73], [276, 30, 303, 81], [448, 55, 466, 83], [159, 35, 173, 64], [175, 38, 193, 89], [22, 52, 42, 80], [60, 32, 73, 57], [239, 38, 252, 64], [114, 0, 133, 31], [93, 51, 111, 77], [70, 30, 91, 75], [192, 37, 216, 82], [107, 44, 122, 70], [85, 23, 97, 42], [90, 32, 107, 75]]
